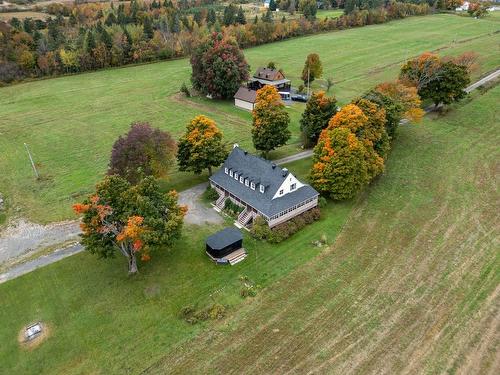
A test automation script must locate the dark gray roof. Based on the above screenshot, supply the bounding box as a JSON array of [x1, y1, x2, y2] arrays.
[[210, 147, 319, 217], [206, 227, 242, 250], [234, 87, 257, 103]]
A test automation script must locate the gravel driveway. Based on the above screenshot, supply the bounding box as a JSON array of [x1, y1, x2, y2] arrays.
[[178, 182, 223, 226]]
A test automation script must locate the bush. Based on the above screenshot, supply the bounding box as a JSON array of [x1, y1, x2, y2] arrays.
[[224, 199, 243, 217], [267, 207, 322, 243], [240, 285, 257, 298], [203, 186, 219, 202], [250, 216, 272, 239], [180, 303, 227, 324], [180, 82, 191, 97], [318, 196, 327, 208]]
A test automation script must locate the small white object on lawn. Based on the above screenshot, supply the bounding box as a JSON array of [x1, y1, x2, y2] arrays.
[[25, 322, 42, 341]]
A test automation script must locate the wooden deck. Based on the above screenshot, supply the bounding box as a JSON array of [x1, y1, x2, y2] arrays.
[[206, 248, 247, 265]]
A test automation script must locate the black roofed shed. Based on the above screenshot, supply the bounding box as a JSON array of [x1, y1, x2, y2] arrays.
[[206, 227, 243, 259]]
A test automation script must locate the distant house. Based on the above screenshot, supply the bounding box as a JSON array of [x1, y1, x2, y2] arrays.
[[234, 87, 257, 111], [456, 1, 470, 11], [210, 145, 319, 228], [248, 67, 291, 92], [234, 67, 292, 110]]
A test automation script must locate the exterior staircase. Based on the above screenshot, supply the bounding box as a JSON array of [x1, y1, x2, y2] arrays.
[[215, 194, 227, 209], [237, 208, 254, 227], [225, 248, 247, 265]]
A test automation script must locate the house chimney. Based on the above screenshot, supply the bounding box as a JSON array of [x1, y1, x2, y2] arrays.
[[282, 168, 288, 177], [271, 163, 276, 169]]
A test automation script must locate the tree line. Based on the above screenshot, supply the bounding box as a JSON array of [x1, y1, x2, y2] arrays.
[[0, 0, 431, 84]]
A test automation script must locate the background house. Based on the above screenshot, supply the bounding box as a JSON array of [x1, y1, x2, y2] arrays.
[[234, 67, 292, 110]]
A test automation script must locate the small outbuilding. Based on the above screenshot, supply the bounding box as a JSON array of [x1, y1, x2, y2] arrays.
[[205, 227, 247, 265], [234, 87, 257, 111]]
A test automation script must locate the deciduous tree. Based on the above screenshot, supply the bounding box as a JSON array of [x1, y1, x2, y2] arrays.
[[177, 115, 229, 175], [400, 52, 470, 106], [190, 32, 249, 99], [300, 91, 338, 148], [299, 0, 318, 19], [419, 61, 470, 106], [108, 122, 176, 184], [251, 85, 291, 157], [73, 175, 186, 274], [310, 127, 368, 200], [329, 102, 385, 179], [301, 52, 322, 84]]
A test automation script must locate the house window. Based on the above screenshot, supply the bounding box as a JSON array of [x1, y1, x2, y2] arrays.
[[250, 182, 255, 190], [290, 183, 296, 191], [259, 185, 265, 193], [224, 167, 228, 174], [239, 176, 243, 183], [229, 170, 233, 177], [279, 189, 283, 195], [245, 179, 249, 187]]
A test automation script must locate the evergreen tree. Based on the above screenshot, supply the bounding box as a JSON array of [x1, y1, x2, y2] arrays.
[[236, 6, 247, 25], [300, 91, 338, 148], [86, 30, 96, 53], [207, 8, 217, 26], [143, 16, 154, 39]]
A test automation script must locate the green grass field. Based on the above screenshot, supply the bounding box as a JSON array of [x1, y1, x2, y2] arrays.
[[146, 83, 500, 374], [0, 77, 498, 375], [316, 8, 344, 19], [0, 14, 499, 224], [0, 158, 355, 374]]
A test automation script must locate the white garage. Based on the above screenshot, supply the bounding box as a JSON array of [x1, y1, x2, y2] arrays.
[[234, 87, 257, 111]]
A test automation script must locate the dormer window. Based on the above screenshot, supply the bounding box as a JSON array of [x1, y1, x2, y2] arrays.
[[234, 172, 238, 180], [245, 178, 249, 187], [290, 183, 296, 191], [229, 170, 233, 177], [259, 185, 265, 193], [224, 167, 228, 174], [250, 182, 255, 190], [239, 176, 243, 183]]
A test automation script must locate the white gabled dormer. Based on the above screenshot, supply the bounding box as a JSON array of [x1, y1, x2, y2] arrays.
[[272, 172, 305, 199]]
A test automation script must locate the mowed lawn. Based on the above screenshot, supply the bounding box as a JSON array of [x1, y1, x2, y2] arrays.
[[0, 158, 355, 374], [146, 85, 500, 374], [0, 14, 499, 223]]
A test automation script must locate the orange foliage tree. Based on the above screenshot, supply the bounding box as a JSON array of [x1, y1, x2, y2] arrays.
[[177, 115, 229, 175], [73, 175, 186, 274], [251, 85, 291, 158], [328, 102, 386, 180], [310, 126, 369, 200]]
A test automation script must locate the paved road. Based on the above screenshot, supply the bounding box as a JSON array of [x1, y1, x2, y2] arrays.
[[465, 69, 500, 93], [1, 69, 498, 284], [0, 243, 83, 284]]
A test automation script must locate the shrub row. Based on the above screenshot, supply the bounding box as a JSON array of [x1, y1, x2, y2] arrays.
[[251, 207, 321, 243]]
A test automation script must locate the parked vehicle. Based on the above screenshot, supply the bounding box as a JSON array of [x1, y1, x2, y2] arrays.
[[292, 94, 309, 102]]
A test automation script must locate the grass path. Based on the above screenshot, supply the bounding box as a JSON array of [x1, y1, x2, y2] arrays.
[[0, 14, 499, 224], [145, 86, 500, 374]]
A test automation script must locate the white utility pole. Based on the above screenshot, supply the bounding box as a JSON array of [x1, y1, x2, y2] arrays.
[[307, 67, 310, 97], [24, 143, 39, 179]]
